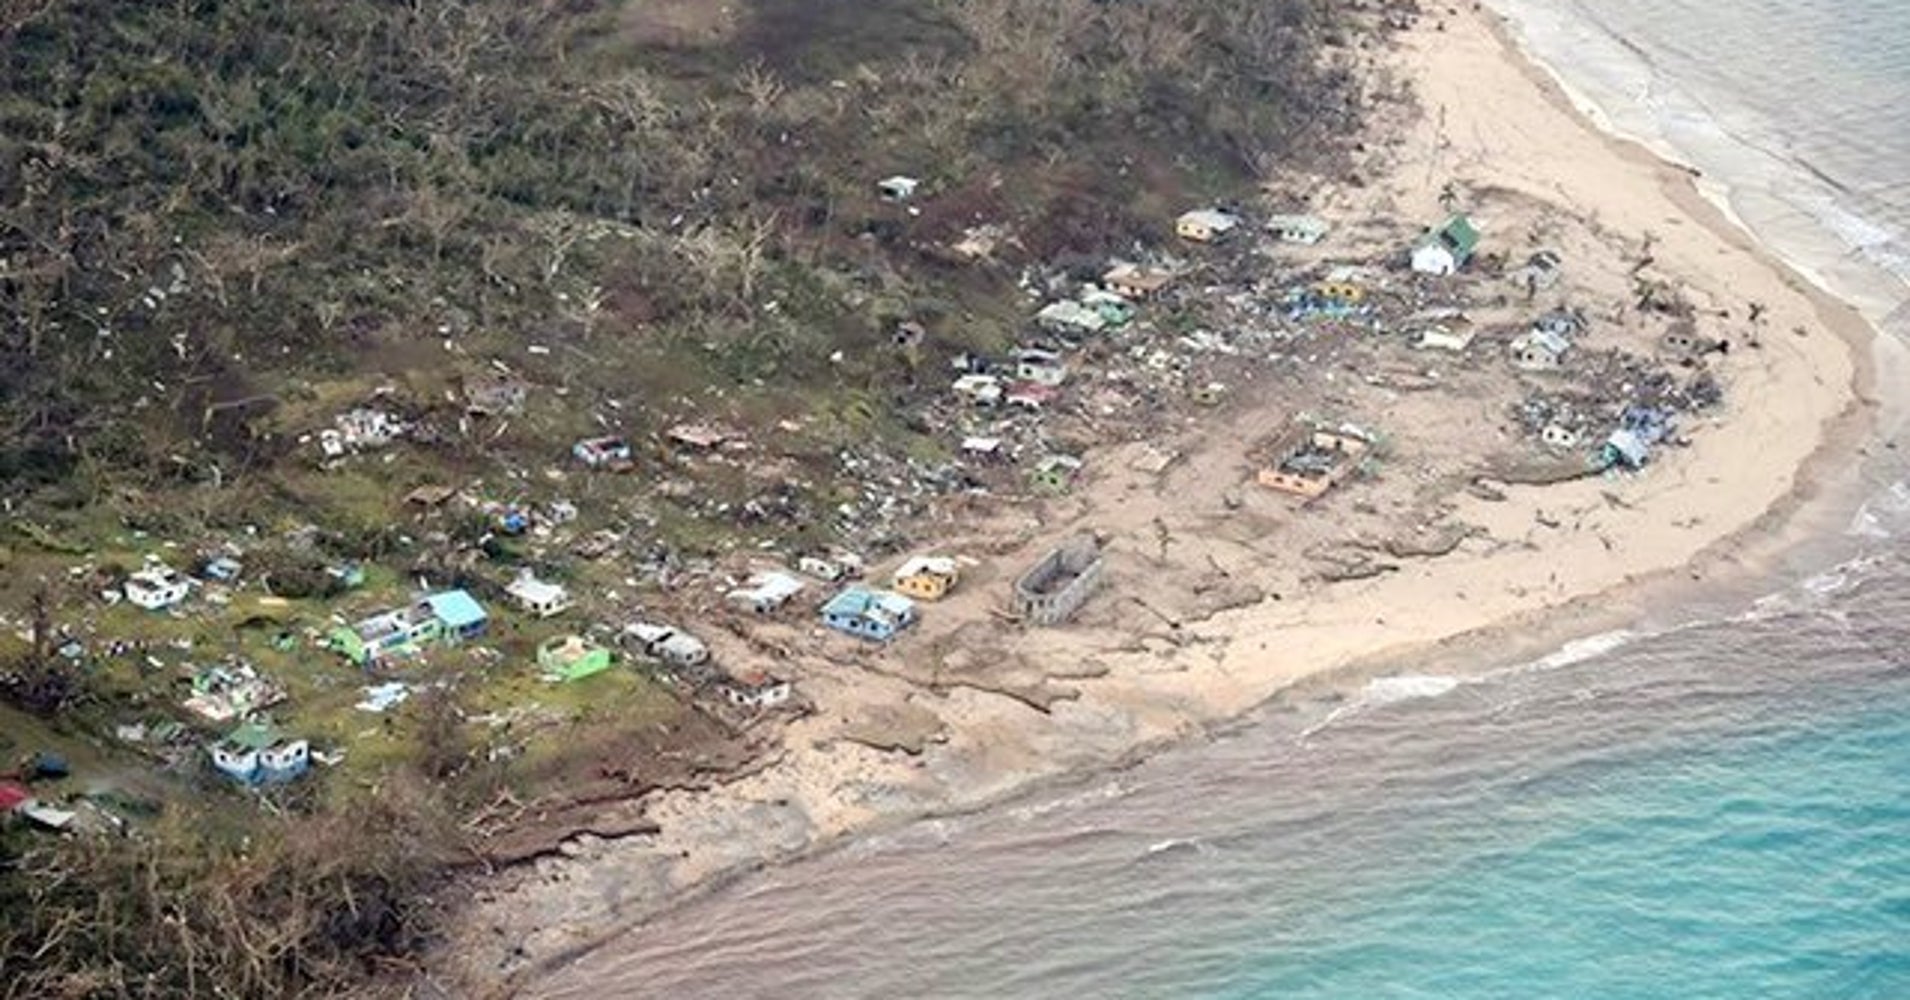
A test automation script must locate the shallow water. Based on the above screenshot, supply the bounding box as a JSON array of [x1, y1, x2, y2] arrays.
[[537, 555, 1910, 999], [532, 3, 1910, 996], [1490, 0, 1910, 329]]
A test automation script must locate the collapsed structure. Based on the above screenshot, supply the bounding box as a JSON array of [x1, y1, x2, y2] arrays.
[[1257, 427, 1371, 499], [1012, 535, 1105, 626]]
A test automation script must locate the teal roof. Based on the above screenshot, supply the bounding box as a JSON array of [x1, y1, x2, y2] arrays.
[[224, 721, 282, 750], [822, 586, 915, 620], [424, 589, 487, 630], [1433, 214, 1479, 258]]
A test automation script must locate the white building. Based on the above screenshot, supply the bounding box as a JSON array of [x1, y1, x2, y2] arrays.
[[726, 571, 807, 614], [506, 571, 572, 618], [124, 565, 190, 611]]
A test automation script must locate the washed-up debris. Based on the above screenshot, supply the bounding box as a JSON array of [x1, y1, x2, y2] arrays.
[[1415, 325, 1475, 352], [1030, 454, 1083, 495], [319, 408, 408, 459], [572, 436, 634, 470], [1266, 214, 1330, 245], [182, 663, 286, 723], [1599, 405, 1675, 471], [355, 681, 411, 713]]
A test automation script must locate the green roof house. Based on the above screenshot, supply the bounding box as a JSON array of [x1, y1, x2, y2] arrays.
[[1411, 214, 1480, 276], [539, 635, 613, 682]]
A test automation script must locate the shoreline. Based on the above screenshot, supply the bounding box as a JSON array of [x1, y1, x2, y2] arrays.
[[438, 9, 1901, 994]]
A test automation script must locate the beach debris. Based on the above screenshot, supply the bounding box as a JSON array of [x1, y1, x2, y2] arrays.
[[1508, 249, 1563, 295], [355, 682, 412, 713]]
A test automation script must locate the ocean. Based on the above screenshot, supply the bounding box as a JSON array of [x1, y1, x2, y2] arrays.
[[530, 2, 1910, 997]]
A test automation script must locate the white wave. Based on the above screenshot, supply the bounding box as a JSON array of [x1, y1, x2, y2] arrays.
[[1847, 480, 1910, 539], [1141, 837, 1210, 859], [1488, 0, 1910, 324], [1006, 779, 1129, 824], [1361, 674, 1463, 705], [1514, 630, 1640, 675]]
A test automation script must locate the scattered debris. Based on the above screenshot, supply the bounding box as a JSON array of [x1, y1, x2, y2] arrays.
[[572, 436, 634, 470], [1266, 214, 1330, 245]]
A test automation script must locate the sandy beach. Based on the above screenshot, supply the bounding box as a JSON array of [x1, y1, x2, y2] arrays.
[[432, 8, 1892, 994]]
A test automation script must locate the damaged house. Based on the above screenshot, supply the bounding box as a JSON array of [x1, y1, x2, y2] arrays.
[[1012, 535, 1105, 626], [124, 564, 190, 611], [182, 664, 286, 723], [820, 586, 918, 642], [506, 570, 572, 619], [209, 722, 309, 786], [1176, 208, 1241, 243], [719, 669, 793, 710], [892, 555, 960, 601], [1410, 214, 1480, 276], [330, 589, 488, 666], [623, 621, 712, 671], [320, 408, 407, 458], [1511, 311, 1584, 371], [1036, 300, 1108, 337], [1257, 427, 1371, 499], [463, 373, 529, 416], [1601, 405, 1675, 471], [726, 571, 807, 614], [1102, 263, 1175, 300], [1265, 214, 1330, 245], [538, 635, 613, 682]]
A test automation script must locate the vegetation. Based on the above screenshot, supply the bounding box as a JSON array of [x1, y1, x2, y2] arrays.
[[1, 0, 1360, 497], [1, 777, 455, 997], [0, 0, 1368, 993]]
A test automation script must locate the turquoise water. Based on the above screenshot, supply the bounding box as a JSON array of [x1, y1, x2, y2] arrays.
[[1215, 690, 1910, 1000], [538, 563, 1910, 999]]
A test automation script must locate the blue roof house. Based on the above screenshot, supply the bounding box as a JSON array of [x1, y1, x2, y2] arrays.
[[424, 589, 489, 642], [820, 586, 918, 642]]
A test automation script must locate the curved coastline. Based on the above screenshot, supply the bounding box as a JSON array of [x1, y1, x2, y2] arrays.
[[435, 9, 1906, 995]]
